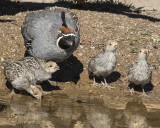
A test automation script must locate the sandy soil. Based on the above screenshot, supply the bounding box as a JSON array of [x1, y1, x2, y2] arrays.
[[0, 0, 160, 109]]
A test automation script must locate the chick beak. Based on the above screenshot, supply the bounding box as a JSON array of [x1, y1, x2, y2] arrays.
[[144, 49, 148, 55], [114, 43, 118, 48], [55, 64, 60, 71]]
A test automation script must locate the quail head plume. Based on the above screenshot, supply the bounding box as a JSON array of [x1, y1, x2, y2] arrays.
[[21, 7, 80, 62], [127, 48, 152, 97], [88, 40, 118, 89]]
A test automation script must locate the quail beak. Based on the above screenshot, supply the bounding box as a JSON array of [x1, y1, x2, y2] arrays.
[[113, 42, 118, 48], [55, 64, 60, 71], [143, 49, 148, 55]]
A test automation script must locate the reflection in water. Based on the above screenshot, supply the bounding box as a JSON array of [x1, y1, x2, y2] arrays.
[[0, 96, 159, 127], [85, 104, 112, 128], [0, 98, 54, 128], [124, 97, 149, 128]]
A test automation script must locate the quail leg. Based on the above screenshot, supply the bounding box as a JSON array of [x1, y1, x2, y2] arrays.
[[130, 88, 135, 95], [140, 89, 151, 98], [102, 78, 115, 90], [36, 85, 51, 95], [8, 87, 15, 100], [92, 76, 98, 87]]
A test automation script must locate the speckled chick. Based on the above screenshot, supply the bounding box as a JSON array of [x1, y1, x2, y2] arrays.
[[88, 40, 118, 89], [128, 48, 152, 97], [3, 60, 42, 100], [21, 57, 59, 84], [21, 7, 80, 62]]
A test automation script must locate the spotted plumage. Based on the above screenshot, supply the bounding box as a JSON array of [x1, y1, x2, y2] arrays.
[[21, 57, 59, 83], [2, 57, 59, 100]]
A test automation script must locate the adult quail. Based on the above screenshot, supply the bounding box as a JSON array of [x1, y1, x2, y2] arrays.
[[127, 48, 152, 97], [88, 40, 118, 89], [21, 7, 80, 62]]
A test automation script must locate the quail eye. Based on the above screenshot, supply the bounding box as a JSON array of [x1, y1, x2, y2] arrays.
[[140, 50, 142, 52], [109, 44, 111, 46]]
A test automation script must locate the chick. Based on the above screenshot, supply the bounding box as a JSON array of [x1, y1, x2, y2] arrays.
[[3, 60, 42, 100], [88, 40, 118, 89], [21, 57, 59, 83], [2, 57, 59, 100], [128, 48, 152, 97]]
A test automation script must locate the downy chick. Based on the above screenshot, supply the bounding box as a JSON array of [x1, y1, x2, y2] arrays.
[[88, 40, 118, 89], [128, 48, 152, 97]]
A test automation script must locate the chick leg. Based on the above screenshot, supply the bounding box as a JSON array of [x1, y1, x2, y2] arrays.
[[36, 85, 51, 95], [92, 76, 98, 87], [7, 86, 15, 100], [140, 89, 151, 98], [130, 88, 135, 95], [102, 78, 115, 90]]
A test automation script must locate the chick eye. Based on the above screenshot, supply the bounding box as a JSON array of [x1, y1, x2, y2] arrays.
[[140, 50, 142, 52], [109, 44, 111, 46], [49, 65, 53, 67]]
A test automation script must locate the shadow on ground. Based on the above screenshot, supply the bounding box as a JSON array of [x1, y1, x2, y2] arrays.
[[89, 71, 121, 84], [5, 80, 61, 99], [128, 82, 154, 92], [0, 0, 160, 22], [51, 55, 83, 84]]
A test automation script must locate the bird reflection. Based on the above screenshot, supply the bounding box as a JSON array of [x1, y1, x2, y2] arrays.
[[0, 98, 55, 128], [124, 97, 150, 128], [84, 104, 112, 128]]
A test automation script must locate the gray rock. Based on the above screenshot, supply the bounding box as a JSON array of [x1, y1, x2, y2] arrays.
[[21, 7, 80, 62]]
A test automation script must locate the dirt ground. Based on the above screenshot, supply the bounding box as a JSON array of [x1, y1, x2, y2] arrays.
[[0, 1, 160, 109]]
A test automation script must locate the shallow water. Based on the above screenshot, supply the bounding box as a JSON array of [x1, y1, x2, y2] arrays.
[[0, 96, 160, 128]]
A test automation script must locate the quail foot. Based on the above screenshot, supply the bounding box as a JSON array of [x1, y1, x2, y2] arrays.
[[88, 40, 118, 90], [2, 60, 43, 100], [128, 48, 152, 97], [21, 7, 80, 62]]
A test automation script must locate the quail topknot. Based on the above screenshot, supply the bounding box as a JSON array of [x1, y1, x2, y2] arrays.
[[127, 48, 152, 97], [21, 7, 80, 62], [2, 57, 59, 100], [88, 40, 118, 89]]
